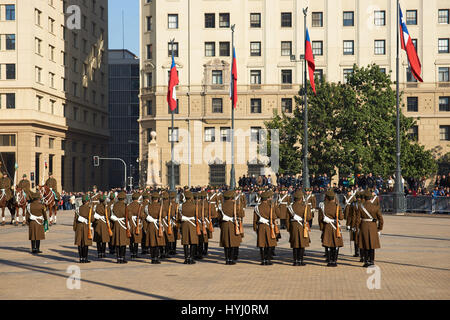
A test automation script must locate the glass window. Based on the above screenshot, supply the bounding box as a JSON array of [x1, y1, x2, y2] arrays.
[[281, 98, 292, 113], [438, 38, 449, 53], [343, 69, 353, 83], [374, 40, 386, 55], [0, 134, 15, 147], [147, 44, 152, 59], [343, 11, 354, 26], [312, 41, 323, 56], [250, 127, 261, 143], [219, 13, 230, 28], [312, 12, 323, 27], [205, 13, 215, 28], [250, 42, 261, 56], [281, 41, 292, 56], [440, 126, 450, 141], [250, 70, 261, 84], [166, 163, 180, 185], [439, 67, 449, 82], [250, 13, 261, 28], [6, 34, 15, 50], [219, 42, 230, 56], [439, 97, 450, 111], [204, 127, 215, 142], [374, 10, 386, 26], [343, 40, 354, 55], [6, 93, 15, 109], [168, 128, 179, 142], [146, 100, 153, 115], [314, 69, 324, 82], [281, 70, 292, 84], [212, 70, 223, 84], [205, 42, 215, 57], [408, 126, 418, 141], [407, 97, 418, 112], [6, 64, 15, 79], [251, 98, 262, 113], [407, 67, 418, 82], [438, 9, 449, 24], [281, 12, 292, 27], [209, 164, 225, 186], [168, 42, 178, 57], [35, 135, 42, 147], [406, 10, 417, 25], [6, 5, 15, 20], [220, 127, 231, 142], [168, 14, 178, 29], [411, 39, 418, 51], [147, 16, 152, 31], [212, 98, 223, 113]]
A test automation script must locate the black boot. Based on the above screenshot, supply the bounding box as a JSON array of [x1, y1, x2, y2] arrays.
[[360, 248, 365, 262], [171, 241, 176, 255], [97, 242, 102, 258], [299, 248, 306, 266], [154, 247, 161, 264], [232, 247, 238, 261], [324, 247, 329, 261], [369, 249, 375, 266], [109, 242, 115, 255], [189, 245, 196, 264], [102, 242, 107, 258], [266, 247, 273, 265], [121, 246, 127, 264], [334, 247, 339, 267], [326, 247, 332, 266], [78, 246, 83, 263], [183, 245, 189, 264], [260, 248, 266, 265], [224, 248, 229, 265], [195, 241, 203, 260], [354, 242, 359, 257], [280, 219, 286, 230], [229, 248, 236, 265], [83, 246, 90, 263], [36, 240, 42, 254], [363, 249, 370, 267], [292, 248, 298, 266], [203, 242, 209, 257], [271, 247, 276, 257], [31, 240, 36, 254]]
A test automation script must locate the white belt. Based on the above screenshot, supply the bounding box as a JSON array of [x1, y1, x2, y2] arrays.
[[111, 214, 127, 230], [290, 214, 303, 226], [77, 215, 88, 224], [181, 215, 196, 227], [146, 215, 160, 229], [30, 214, 44, 225], [323, 215, 340, 230], [94, 213, 106, 224], [362, 219, 374, 222], [255, 205, 270, 225], [221, 214, 235, 223]]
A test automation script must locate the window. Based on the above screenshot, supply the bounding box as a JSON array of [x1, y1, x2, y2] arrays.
[[408, 126, 418, 141], [61, 140, 66, 150], [72, 57, 78, 72], [440, 126, 450, 141], [35, 9, 42, 26], [72, 82, 78, 96], [374, 40, 386, 55], [49, 138, 55, 149], [219, 42, 230, 56], [146, 72, 152, 87], [438, 38, 449, 53], [212, 70, 223, 84], [250, 127, 261, 143], [407, 97, 418, 112], [168, 128, 179, 142], [281, 12, 292, 27], [49, 45, 55, 61], [35, 135, 42, 148], [166, 162, 180, 185], [251, 98, 262, 113], [312, 41, 323, 56], [168, 14, 178, 29], [281, 70, 292, 84], [374, 10, 386, 26], [439, 97, 450, 111], [205, 42, 215, 57], [220, 127, 231, 142], [147, 100, 153, 115], [49, 17, 55, 33], [250, 70, 261, 84], [406, 10, 417, 25], [412, 39, 418, 51], [146, 16, 152, 31], [282, 98, 292, 113], [0, 135, 16, 146], [147, 44, 153, 59], [406, 67, 417, 82], [250, 42, 261, 56], [212, 98, 223, 113], [343, 40, 354, 55], [36, 95, 43, 111], [314, 69, 324, 82], [205, 13, 215, 28], [6, 34, 15, 50], [73, 32, 78, 48], [438, 9, 449, 24], [343, 11, 354, 26], [73, 107, 78, 120], [281, 41, 292, 56], [168, 42, 179, 57], [35, 38, 42, 55], [6, 93, 15, 109], [439, 67, 450, 82], [49, 72, 55, 88], [6, 64, 15, 80], [35, 67, 42, 83], [343, 69, 353, 83], [204, 127, 215, 142], [219, 13, 230, 28], [6, 5, 15, 20], [209, 164, 225, 186], [250, 13, 261, 28], [312, 12, 323, 27]]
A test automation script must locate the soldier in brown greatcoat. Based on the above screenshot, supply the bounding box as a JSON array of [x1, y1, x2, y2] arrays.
[[140, 192, 150, 255], [127, 192, 144, 260], [218, 190, 244, 265], [286, 190, 312, 266], [166, 191, 178, 255], [15, 174, 32, 225], [304, 188, 316, 228], [110, 191, 130, 264], [277, 187, 290, 230], [177, 191, 199, 264], [253, 191, 280, 265], [26, 191, 47, 254], [93, 194, 111, 259], [343, 190, 358, 257], [319, 189, 344, 267], [194, 191, 211, 260], [208, 187, 220, 227], [144, 192, 166, 264], [106, 192, 117, 255], [231, 188, 245, 262], [0, 171, 13, 225], [74, 195, 93, 263], [354, 190, 384, 267]]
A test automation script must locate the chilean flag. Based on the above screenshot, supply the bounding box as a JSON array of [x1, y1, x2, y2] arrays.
[[305, 28, 316, 94], [167, 53, 179, 111], [399, 5, 423, 82], [230, 46, 237, 109]]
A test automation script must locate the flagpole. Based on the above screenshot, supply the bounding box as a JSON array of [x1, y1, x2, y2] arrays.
[[230, 24, 236, 190], [393, 0, 405, 213], [170, 38, 175, 192], [302, 7, 310, 190]]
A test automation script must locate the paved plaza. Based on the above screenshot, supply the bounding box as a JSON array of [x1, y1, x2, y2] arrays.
[[0, 208, 449, 300]]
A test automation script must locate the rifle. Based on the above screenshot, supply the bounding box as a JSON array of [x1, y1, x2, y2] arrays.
[[87, 204, 93, 240], [167, 202, 173, 235], [125, 205, 131, 238], [201, 199, 207, 236], [196, 200, 201, 235], [303, 205, 309, 238], [234, 199, 240, 235], [158, 199, 164, 238], [104, 205, 113, 237], [237, 196, 244, 235], [208, 202, 214, 233], [135, 204, 142, 235], [270, 203, 276, 239], [336, 204, 341, 238], [175, 203, 181, 240]]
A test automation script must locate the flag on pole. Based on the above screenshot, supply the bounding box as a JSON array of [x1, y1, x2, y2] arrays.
[[230, 46, 237, 109], [167, 52, 179, 111], [399, 4, 423, 82], [305, 28, 316, 94]]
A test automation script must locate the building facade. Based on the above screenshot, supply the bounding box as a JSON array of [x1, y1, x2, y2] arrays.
[[0, 0, 109, 192], [108, 49, 140, 189], [139, 0, 450, 187]]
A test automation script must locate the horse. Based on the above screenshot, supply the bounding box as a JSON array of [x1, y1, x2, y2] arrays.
[[38, 185, 58, 225], [15, 187, 28, 226], [0, 189, 16, 225]]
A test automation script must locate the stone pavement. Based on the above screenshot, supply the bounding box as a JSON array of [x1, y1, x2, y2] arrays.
[[0, 208, 449, 300]]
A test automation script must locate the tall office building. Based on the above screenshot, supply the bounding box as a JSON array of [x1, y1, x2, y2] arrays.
[[139, 0, 450, 187], [0, 0, 109, 191], [108, 49, 140, 189]]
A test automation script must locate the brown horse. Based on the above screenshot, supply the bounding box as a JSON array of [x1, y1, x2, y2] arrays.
[[0, 189, 15, 225], [38, 185, 57, 225], [15, 187, 28, 226]]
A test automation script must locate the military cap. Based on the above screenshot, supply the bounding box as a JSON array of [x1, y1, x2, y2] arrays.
[[151, 192, 160, 199], [109, 192, 116, 200], [82, 194, 90, 202], [193, 192, 201, 199], [117, 192, 126, 200], [261, 191, 271, 201], [162, 191, 169, 200], [325, 189, 335, 199], [23, 174, 27, 178], [200, 190, 207, 199], [132, 192, 140, 200], [142, 192, 150, 199], [224, 190, 235, 199], [169, 191, 177, 199], [184, 191, 193, 200], [364, 190, 372, 200], [100, 195, 106, 202], [293, 190, 304, 200]]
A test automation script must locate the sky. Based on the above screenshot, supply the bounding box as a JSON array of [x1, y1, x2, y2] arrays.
[[108, 0, 140, 57]]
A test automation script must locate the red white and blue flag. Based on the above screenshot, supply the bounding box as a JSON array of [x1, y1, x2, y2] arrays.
[[305, 28, 316, 95], [399, 5, 423, 82], [230, 46, 237, 109], [167, 53, 179, 111]]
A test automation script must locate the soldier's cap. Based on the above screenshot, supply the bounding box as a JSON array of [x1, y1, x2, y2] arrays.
[[82, 195, 90, 202], [305, 188, 312, 192], [261, 191, 272, 201], [117, 192, 126, 200], [169, 191, 177, 198], [364, 190, 372, 200], [142, 192, 150, 199], [184, 191, 193, 200], [23, 174, 27, 178], [293, 190, 304, 200], [162, 191, 169, 200], [109, 192, 116, 200], [151, 192, 160, 199], [224, 190, 235, 199], [193, 192, 201, 199], [325, 189, 335, 198], [31, 191, 40, 200], [132, 192, 140, 200], [200, 190, 207, 198], [100, 195, 107, 202]]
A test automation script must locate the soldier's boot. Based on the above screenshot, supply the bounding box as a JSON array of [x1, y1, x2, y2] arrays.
[[121, 246, 128, 264], [299, 248, 306, 266], [292, 248, 299, 266], [271, 247, 276, 257], [183, 245, 189, 264], [135, 243, 140, 258], [266, 247, 273, 265], [102, 242, 107, 258], [333, 248, 339, 267], [232, 247, 238, 262], [259, 248, 266, 265], [109, 242, 115, 255], [83, 246, 90, 263], [224, 248, 229, 265], [363, 249, 370, 268], [203, 242, 209, 257], [31, 240, 36, 254], [353, 242, 359, 257], [78, 246, 83, 263], [229, 248, 236, 265], [195, 241, 203, 260], [36, 240, 42, 254], [360, 248, 365, 262], [326, 247, 333, 267], [154, 247, 161, 264], [324, 247, 329, 260], [280, 219, 286, 230], [189, 245, 197, 264], [97, 242, 102, 258], [172, 241, 177, 255], [369, 249, 375, 266]]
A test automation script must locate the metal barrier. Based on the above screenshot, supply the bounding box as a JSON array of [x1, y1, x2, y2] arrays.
[[432, 197, 450, 214]]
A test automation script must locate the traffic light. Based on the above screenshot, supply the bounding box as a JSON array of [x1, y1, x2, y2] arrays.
[[93, 156, 100, 167]]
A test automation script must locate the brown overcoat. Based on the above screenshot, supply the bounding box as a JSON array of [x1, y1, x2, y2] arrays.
[[253, 201, 280, 248], [26, 200, 47, 240], [74, 203, 93, 246], [218, 199, 244, 247], [355, 200, 384, 249], [319, 200, 344, 248], [93, 202, 111, 243], [286, 201, 312, 248], [127, 201, 145, 244], [277, 193, 291, 219], [110, 201, 130, 246], [0, 176, 12, 201], [144, 201, 166, 247], [178, 199, 199, 245], [17, 179, 32, 200]]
